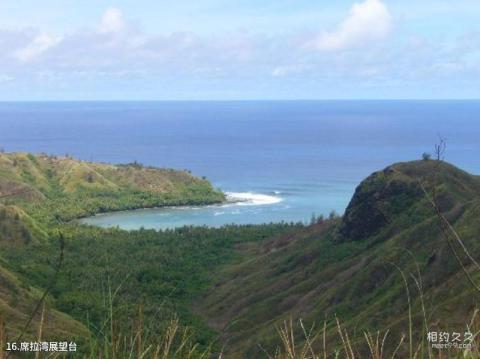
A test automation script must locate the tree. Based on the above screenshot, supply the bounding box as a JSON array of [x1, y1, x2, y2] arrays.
[[328, 210, 337, 220], [422, 152, 431, 161], [434, 136, 447, 161]]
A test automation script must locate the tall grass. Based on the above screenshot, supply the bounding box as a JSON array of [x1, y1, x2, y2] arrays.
[[82, 274, 219, 358], [268, 312, 479, 359], [2, 152, 480, 358], [86, 315, 216, 359], [3, 307, 476, 358], [0, 315, 215, 358], [265, 214, 480, 359]]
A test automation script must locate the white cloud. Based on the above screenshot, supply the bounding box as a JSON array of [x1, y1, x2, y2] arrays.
[[306, 0, 392, 51], [271, 65, 308, 77], [0, 75, 14, 83], [99, 8, 127, 33], [1, 4, 479, 99], [14, 33, 62, 62]]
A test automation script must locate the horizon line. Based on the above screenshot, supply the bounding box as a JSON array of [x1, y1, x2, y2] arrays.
[[0, 98, 480, 103]]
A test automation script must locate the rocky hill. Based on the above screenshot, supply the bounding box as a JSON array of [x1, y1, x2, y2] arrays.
[[196, 160, 480, 357], [1, 155, 479, 357]]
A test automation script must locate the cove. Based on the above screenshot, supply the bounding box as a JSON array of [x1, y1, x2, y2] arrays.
[[79, 190, 344, 230]]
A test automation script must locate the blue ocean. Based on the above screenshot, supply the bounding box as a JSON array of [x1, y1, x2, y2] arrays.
[[0, 101, 479, 229]]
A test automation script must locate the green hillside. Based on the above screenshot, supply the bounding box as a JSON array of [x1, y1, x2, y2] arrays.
[[0, 204, 89, 345], [1, 153, 479, 357], [0, 152, 231, 354], [0, 152, 225, 222], [196, 160, 480, 357]]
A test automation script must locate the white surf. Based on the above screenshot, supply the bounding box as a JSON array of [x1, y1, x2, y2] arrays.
[[226, 192, 283, 206]]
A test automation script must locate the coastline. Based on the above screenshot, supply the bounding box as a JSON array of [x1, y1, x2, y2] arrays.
[[77, 191, 284, 227]]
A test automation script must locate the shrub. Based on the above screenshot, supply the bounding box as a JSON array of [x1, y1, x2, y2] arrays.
[[422, 152, 431, 161]]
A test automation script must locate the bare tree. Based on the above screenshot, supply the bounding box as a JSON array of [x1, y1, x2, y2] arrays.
[[420, 141, 480, 294], [434, 135, 447, 161]]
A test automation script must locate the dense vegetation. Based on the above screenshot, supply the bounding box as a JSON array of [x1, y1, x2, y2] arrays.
[[0, 152, 225, 222], [1, 221, 302, 351], [197, 160, 480, 357], [1, 152, 480, 357], [0, 152, 303, 355]]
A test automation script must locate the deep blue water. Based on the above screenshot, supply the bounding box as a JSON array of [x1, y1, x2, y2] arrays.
[[0, 101, 479, 229]]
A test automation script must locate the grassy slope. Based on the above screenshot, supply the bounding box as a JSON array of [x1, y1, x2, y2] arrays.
[[196, 160, 480, 357], [0, 152, 226, 347], [0, 205, 90, 342], [5, 224, 302, 350], [2, 153, 480, 356], [0, 152, 225, 222], [0, 263, 89, 342]]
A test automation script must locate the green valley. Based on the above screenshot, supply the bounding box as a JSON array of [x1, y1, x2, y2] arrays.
[[1, 152, 480, 358], [197, 160, 480, 357]]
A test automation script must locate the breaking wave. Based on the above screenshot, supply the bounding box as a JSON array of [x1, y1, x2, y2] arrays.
[[226, 192, 283, 206]]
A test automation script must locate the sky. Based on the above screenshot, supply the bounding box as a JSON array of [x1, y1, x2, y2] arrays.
[[0, 0, 479, 100]]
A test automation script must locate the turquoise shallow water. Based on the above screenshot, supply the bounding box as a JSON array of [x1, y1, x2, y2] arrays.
[[0, 100, 479, 229], [78, 189, 351, 230]]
